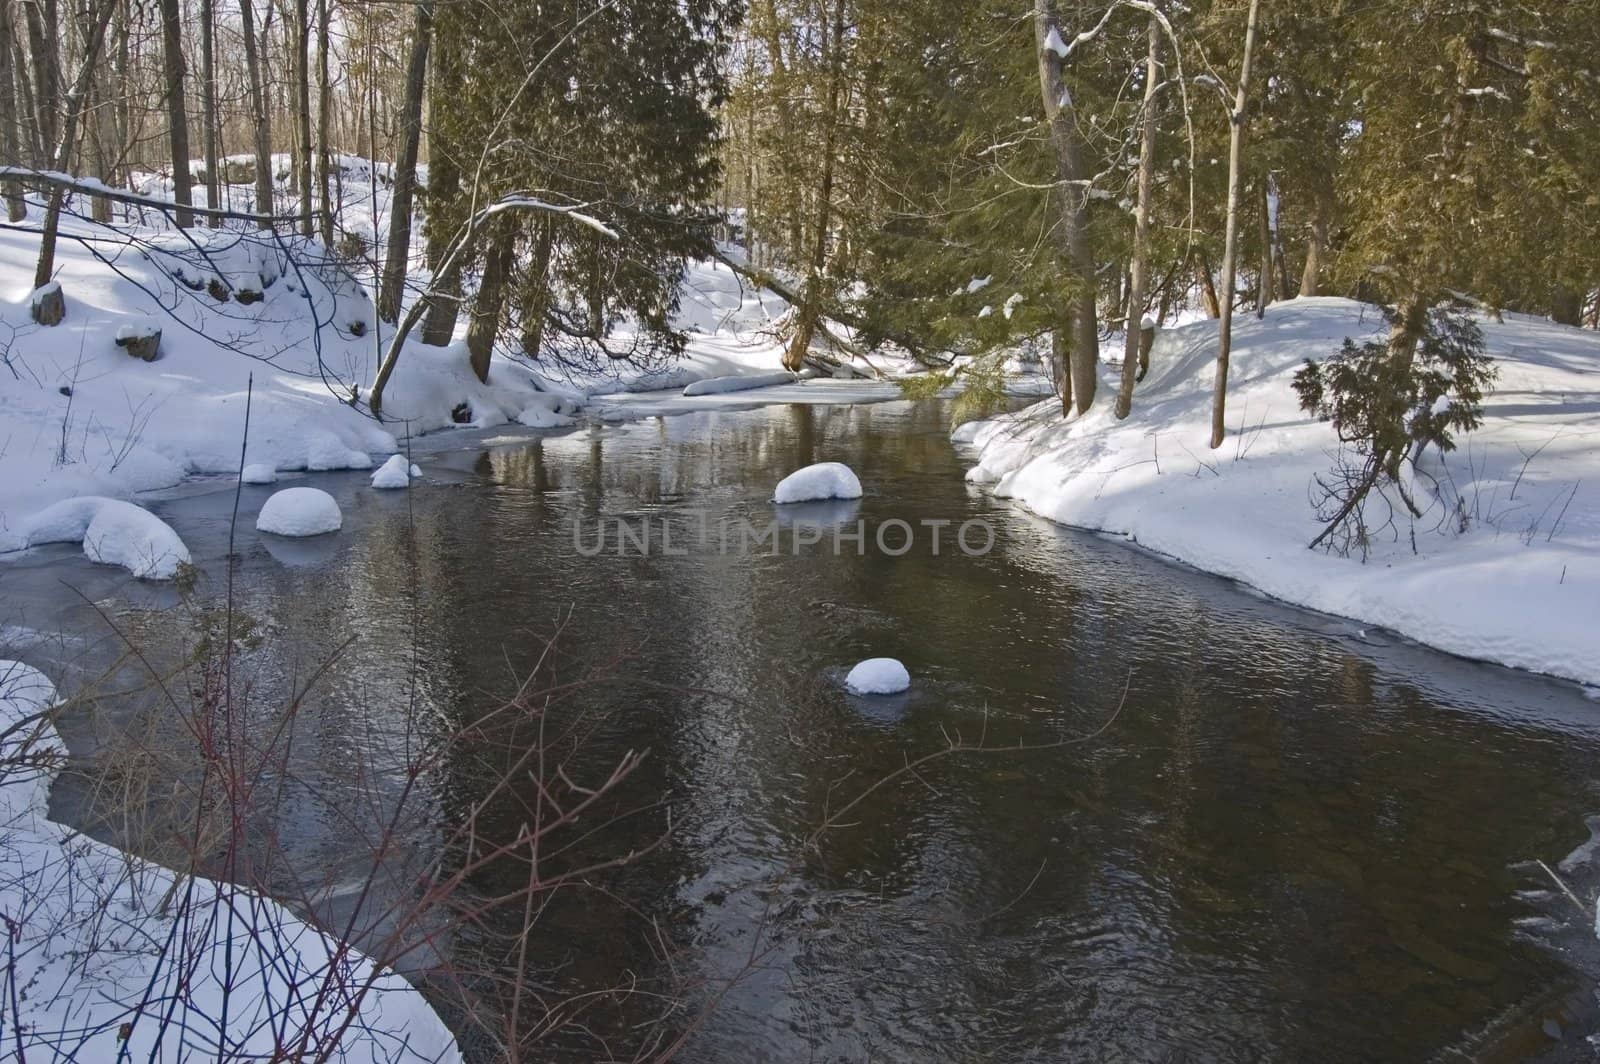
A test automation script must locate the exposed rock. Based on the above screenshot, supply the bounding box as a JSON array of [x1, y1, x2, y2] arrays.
[[30, 282, 65, 326], [234, 287, 263, 305], [115, 322, 162, 362]]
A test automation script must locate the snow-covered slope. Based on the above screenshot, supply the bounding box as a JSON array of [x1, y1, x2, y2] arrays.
[[959, 297, 1600, 687]]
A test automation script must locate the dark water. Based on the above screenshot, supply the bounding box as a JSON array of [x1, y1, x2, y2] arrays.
[[5, 396, 1600, 1062]]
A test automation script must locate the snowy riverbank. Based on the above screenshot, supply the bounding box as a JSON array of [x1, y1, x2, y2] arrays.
[[0, 660, 462, 1061], [958, 297, 1600, 688]]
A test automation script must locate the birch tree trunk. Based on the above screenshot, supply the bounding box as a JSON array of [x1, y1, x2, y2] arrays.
[[158, 0, 194, 226], [1035, 0, 1099, 416], [1115, 15, 1161, 420], [1208, 0, 1260, 449], [377, 0, 433, 323]]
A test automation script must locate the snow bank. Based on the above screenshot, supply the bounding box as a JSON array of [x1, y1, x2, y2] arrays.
[[845, 658, 911, 695], [370, 454, 422, 489], [681, 370, 798, 396], [774, 462, 864, 504], [0, 661, 462, 1062], [15, 496, 190, 579], [960, 298, 1600, 687], [257, 487, 342, 536]]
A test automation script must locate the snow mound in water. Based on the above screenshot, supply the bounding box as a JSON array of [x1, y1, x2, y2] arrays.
[[19, 497, 191, 579], [370, 454, 421, 489], [682, 371, 797, 397], [256, 487, 342, 536], [240, 463, 277, 485], [845, 658, 910, 695], [774, 462, 863, 504]]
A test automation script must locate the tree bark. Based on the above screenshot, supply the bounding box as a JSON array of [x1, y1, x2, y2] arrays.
[[1035, 0, 1099, 416], [377, 0, 433, 323], [1209, 0, 1260, 449], [1254, 178, 1272, 316], [1115, 15, 1160, 420], [315, 0, 333, 244], [238, 0, 274, 227], [1550, 286, 1582, 326], [199, 0, 221, 224], [292, 0, 312, 235], [1300, 185, 1331, 296], [783, 0, 846, 372], [420, 18, 462, 345], [0, 0, 25, 220], [22, 0, 58, 157], [158, 0, 194, 227], [31, 0, 118, 293], [465, 221, 514, 383], [518, 221, 555, 359]]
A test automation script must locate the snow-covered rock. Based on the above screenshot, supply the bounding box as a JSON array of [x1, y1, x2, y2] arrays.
[[241, 463, 277, 485], [845, 658, 911, 696], [773, 462, 863, 504], [681, 370, 798, 397], [257, 487, 342, 536], [369, 454, 420, 489], [17, 497, 191, 579]]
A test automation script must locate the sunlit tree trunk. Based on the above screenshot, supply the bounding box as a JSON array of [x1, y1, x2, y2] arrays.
[[1035, 0, 1099, 416], [1115, 15, 1161, 420], [1209, 0, 1260, 449], [465, 221, 514, 383], [199, 0, 221, 224], [238, 0, 274, 226]]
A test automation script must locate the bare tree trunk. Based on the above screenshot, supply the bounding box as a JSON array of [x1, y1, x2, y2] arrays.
[[200, 0, 220, 223], [518, 220, 554, 359], [1194, 248, 1220, 317], [238, 0, 274, 227], [158, 0, 193, 226], [783, 0, 845, 372], [32, 0, 117, 293], [465, 221, 513, 383], [1209, 0, 1260, 449], [1550, 286, 1582, 326], [1254, 178, 1272, 316], [22, 0, 59, 155], [377, 0, 432, 322], [292, 0, 311, 234], [1300, 186, 1330, 296], [0, 0, 25, 219], [10, 29, 43, 164], [420, 17, 462, 345], [1115, 15, 1160, 420], [1035, 0, 1099, 416], [315, 0, 332, 243]]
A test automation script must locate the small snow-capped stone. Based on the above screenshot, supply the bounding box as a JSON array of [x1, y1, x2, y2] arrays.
[[240, 463, 277, 485], [845, 658, 910, 696], [256, 487, 342, 537], [773, 462, 863, 504], [370, 454, 417, 489]]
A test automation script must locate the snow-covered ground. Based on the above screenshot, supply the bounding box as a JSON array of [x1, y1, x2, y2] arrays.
[[959, 297, 1600, 687], [0, 659, 462, 1062], [0, 165, 884, 556]]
